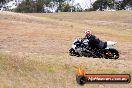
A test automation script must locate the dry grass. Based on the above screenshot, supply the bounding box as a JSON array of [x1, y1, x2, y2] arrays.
[[0, 53, 74, 88], [0, 11, 132, 88], [0, 53, 132, 88]]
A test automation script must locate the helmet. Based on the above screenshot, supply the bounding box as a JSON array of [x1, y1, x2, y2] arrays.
[[85, 30, 92, 37]]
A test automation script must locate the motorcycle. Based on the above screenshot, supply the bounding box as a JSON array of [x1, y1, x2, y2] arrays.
[[69, 38, 119, 59]]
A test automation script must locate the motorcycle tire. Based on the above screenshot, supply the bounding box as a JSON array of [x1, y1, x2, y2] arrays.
[[104, 49, 119, 59], [69, 48, 76, 56]]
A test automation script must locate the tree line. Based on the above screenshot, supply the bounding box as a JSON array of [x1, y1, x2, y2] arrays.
[[15, 0, 83, 12], [92, 0, 132, 11], [0, 0, 132, 12]]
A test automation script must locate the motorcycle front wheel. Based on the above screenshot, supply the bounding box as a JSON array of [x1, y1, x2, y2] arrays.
[[69, 48, 76, 56]]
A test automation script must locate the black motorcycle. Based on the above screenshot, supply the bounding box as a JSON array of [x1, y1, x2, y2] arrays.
[[69, 38, 119, 59]]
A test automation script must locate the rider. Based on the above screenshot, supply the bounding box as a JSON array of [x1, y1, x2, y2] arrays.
[[84, 30, 106, 49]]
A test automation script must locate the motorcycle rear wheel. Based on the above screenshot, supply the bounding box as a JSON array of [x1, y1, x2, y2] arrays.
[[104, 49, 119, 59]]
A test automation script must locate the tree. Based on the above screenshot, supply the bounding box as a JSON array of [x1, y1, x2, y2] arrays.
[[121, 0, 132, 9], [0, 0, 6, 4], [115, 1, 124, 10], [61, 3, 71, 12], [74, 3, 83, 12], [15, 0, 32, 13], [115, 0, 132, 10], [52, 0, 70, 12], [36, 0, 45, 12], [15, 0, 51, 13], [92, 0, 115, 11]]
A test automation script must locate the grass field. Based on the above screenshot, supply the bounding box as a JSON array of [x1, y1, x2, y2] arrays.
[[0, 11, 132, 88]]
